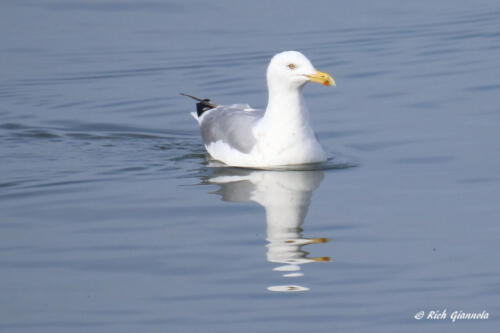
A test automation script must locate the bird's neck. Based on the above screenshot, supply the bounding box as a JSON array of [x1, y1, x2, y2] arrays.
[[263, 87, 310, 128]]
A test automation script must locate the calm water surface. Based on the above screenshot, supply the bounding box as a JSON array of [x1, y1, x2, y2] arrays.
[[1, 0, 500, 332]]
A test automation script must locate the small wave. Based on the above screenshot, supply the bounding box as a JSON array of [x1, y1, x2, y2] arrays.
[[206, 156, 357, 171]]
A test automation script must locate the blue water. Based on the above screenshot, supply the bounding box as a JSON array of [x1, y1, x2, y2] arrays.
[[1, 0, 500, 332]]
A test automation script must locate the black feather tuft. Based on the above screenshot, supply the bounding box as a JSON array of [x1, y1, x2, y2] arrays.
[[196, 99, 215, 117], [180, 93, 217, 117]]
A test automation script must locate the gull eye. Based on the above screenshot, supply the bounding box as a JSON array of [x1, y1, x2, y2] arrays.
[[287, 63, 296, 70]]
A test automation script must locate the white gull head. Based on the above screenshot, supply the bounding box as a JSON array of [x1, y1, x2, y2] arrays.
[[266, 51, 335, 95]]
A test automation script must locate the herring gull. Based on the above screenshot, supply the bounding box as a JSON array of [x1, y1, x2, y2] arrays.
[[185, 51, 335, 168]]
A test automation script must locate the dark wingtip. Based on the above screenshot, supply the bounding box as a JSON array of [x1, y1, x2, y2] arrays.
[[196, 100, 216, 117], [180, 93, 202, 101], [180, 93, 217, 117]]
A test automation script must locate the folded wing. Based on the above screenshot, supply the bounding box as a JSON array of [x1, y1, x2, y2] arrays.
[[199, 105, 264, 154]]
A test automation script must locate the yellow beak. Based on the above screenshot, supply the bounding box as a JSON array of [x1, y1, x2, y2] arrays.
[[306, 70, 336, 86]]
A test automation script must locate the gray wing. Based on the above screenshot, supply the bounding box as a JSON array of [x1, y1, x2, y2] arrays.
[[199, 105, 264, 153]]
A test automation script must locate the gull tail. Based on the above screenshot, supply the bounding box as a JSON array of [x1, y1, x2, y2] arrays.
[[180, 93, 217, 118]]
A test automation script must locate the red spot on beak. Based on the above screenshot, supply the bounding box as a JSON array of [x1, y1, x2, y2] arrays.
[[323, 81, 329, 86]]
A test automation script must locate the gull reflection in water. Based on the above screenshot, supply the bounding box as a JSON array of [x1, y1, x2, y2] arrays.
[[205, 168, 330, 292]]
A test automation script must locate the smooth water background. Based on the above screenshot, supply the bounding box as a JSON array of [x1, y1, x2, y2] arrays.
[[1, 0, 500, 332]]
